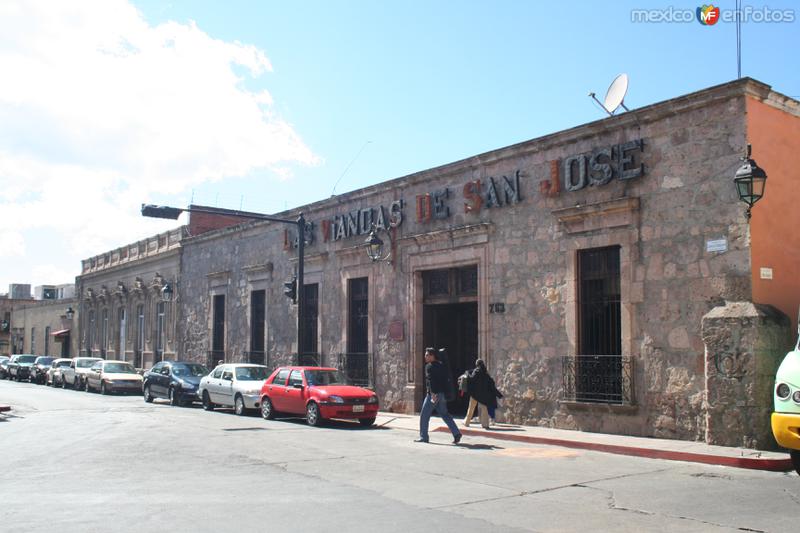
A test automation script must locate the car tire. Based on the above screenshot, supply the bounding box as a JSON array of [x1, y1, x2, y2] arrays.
[[791, 451, 800, 477], [143, 384, 154, 403], [169, 387, 181, 407], [260, 396, 275, 420], [100, 382, 108, 395], [202, 391, 215, 411], [61, 377, 67, 389], [306, 401, 323, 427], [73, 377, 82, 391], [359, 417, 376, 427], [234, 394, 247, 416], [84, 379, 91, 392]]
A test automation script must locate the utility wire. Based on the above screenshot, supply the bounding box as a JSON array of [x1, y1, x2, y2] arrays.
[[331, 141, 372, 196]]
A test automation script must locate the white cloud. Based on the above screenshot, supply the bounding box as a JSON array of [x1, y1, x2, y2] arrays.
[[0, 0, 318, 289], [0, 230, 25, 257]]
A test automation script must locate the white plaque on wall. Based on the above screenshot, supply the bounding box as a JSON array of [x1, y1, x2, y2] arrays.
[[706, 238, 728, 253], [760, 267, 773, 280]]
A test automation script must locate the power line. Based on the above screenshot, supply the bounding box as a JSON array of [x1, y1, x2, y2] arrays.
[[331, 141, 372, 196]]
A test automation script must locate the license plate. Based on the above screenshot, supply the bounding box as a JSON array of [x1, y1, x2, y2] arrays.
[[353, 405, 365, 413]]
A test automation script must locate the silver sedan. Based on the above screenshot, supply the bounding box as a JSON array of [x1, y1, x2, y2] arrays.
[[198, 364, 270, 416]]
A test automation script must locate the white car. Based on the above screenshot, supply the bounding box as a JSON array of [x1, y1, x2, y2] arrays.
[[61, 357, 103, 390], [85, 360, 143, 394], [198, 364, 270, 416], [47, 358, 73, 386]]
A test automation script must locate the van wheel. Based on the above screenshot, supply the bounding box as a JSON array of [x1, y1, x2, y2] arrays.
[[202, 391, 215, 411], [791, 451, 800, 476]]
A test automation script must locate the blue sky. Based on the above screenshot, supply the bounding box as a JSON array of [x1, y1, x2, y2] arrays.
[[0, 0, 798, 292]]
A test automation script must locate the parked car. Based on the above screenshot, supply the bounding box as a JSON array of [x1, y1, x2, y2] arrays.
[[84, 360, 143, 394], [0, 356, 9, 379], [30, 356, 55, 384], [259, 366, 379, 426], [47, 358, 73, 387], [143, 361, 210, 406], [198, 364, 270, 415], [7, 354, 37, 381], [61, 357, 103, 390]]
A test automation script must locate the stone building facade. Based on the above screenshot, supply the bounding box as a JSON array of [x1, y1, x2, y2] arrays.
[[79, 78, 800, 448], [9, 298, 78, 358], [76, 228, 184, 368]]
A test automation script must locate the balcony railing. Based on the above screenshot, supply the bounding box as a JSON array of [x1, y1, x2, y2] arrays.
[[562, 355, 634, 405], [245, 350, 268, 366], [337, 352, 373, 388], [295, 352, 321, 367]]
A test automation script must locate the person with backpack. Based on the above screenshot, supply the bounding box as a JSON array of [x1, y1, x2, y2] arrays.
[[415, 347, 462, 444], [464, 359, 503, 429]]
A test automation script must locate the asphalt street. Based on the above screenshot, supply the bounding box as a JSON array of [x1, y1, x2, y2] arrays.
[[2, 380, 799, 533]]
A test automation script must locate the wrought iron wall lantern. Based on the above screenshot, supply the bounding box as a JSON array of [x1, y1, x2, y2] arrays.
[[65, 307, 75, 320], [734, 144, 767, 220], [161, 281, 174, 302], [364, 224, 393, 264]]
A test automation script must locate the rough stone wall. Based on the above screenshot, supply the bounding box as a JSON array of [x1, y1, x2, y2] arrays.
[[701, 301, 791, 449], [175, 82, 772, 443]]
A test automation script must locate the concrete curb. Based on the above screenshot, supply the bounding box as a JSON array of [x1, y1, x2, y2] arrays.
[[434, 427, 793, 472]]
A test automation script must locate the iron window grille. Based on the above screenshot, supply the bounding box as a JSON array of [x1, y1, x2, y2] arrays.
[[337, 352, 374, 388], [562, 354, 634, 405]]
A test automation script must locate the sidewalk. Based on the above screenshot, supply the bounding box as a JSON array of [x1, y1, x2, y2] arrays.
[[375, 412, 795, 472]]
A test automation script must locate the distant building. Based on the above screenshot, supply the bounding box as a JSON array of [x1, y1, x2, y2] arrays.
[[9, 284, 31, 300], [34, 284, 75, 300]]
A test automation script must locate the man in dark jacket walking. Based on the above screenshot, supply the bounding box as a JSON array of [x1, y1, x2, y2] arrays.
[[416, 347, 462, 444]]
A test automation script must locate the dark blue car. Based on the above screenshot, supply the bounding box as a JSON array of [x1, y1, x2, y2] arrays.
[[142, 361, 209, 406]]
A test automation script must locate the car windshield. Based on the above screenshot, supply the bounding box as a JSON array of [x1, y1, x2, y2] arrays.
[[77, 359, 98, 368], [37, 357, 54, 365], [173, 364, 209, 378], [57, 361, 71, 367], [235, 366, 269, 381], [104, 362, 136, 374], [18, 355, 36, 364], [305, 370, 347, 386]]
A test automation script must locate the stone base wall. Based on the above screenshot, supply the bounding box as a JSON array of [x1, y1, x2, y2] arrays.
[[701, 301, 791, 449]]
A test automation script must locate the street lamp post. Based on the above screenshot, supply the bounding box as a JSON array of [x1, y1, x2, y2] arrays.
[[141, 204, 307, 356]]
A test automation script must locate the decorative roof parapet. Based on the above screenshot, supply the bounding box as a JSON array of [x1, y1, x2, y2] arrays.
[[80, 227, 187, 275]]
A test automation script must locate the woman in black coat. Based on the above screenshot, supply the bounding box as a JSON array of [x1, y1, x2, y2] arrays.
[[464, 359, 503, 429]]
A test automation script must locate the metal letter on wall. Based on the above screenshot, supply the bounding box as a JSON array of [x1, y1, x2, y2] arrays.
[[432, 189, 450, 219], [564, 155, 587, 192]]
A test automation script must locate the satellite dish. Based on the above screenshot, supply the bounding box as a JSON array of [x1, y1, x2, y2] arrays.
[[589, 73, 632, 116], [604, 74, 629, 114]]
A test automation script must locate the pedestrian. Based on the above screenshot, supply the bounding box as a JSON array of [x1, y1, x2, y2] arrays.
[[416, 347, 462, 444], [464, 359, 503, 429]]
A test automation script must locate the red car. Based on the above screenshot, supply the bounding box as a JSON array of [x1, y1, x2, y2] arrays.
[[260, 366, 379, 427]]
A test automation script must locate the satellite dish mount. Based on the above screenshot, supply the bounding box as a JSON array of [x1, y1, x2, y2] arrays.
[[589, 73, 630, 116]]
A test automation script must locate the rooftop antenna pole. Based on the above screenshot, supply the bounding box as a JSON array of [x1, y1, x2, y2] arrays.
[[331, 140, 372, 196], [736, 0, 742, 79]]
